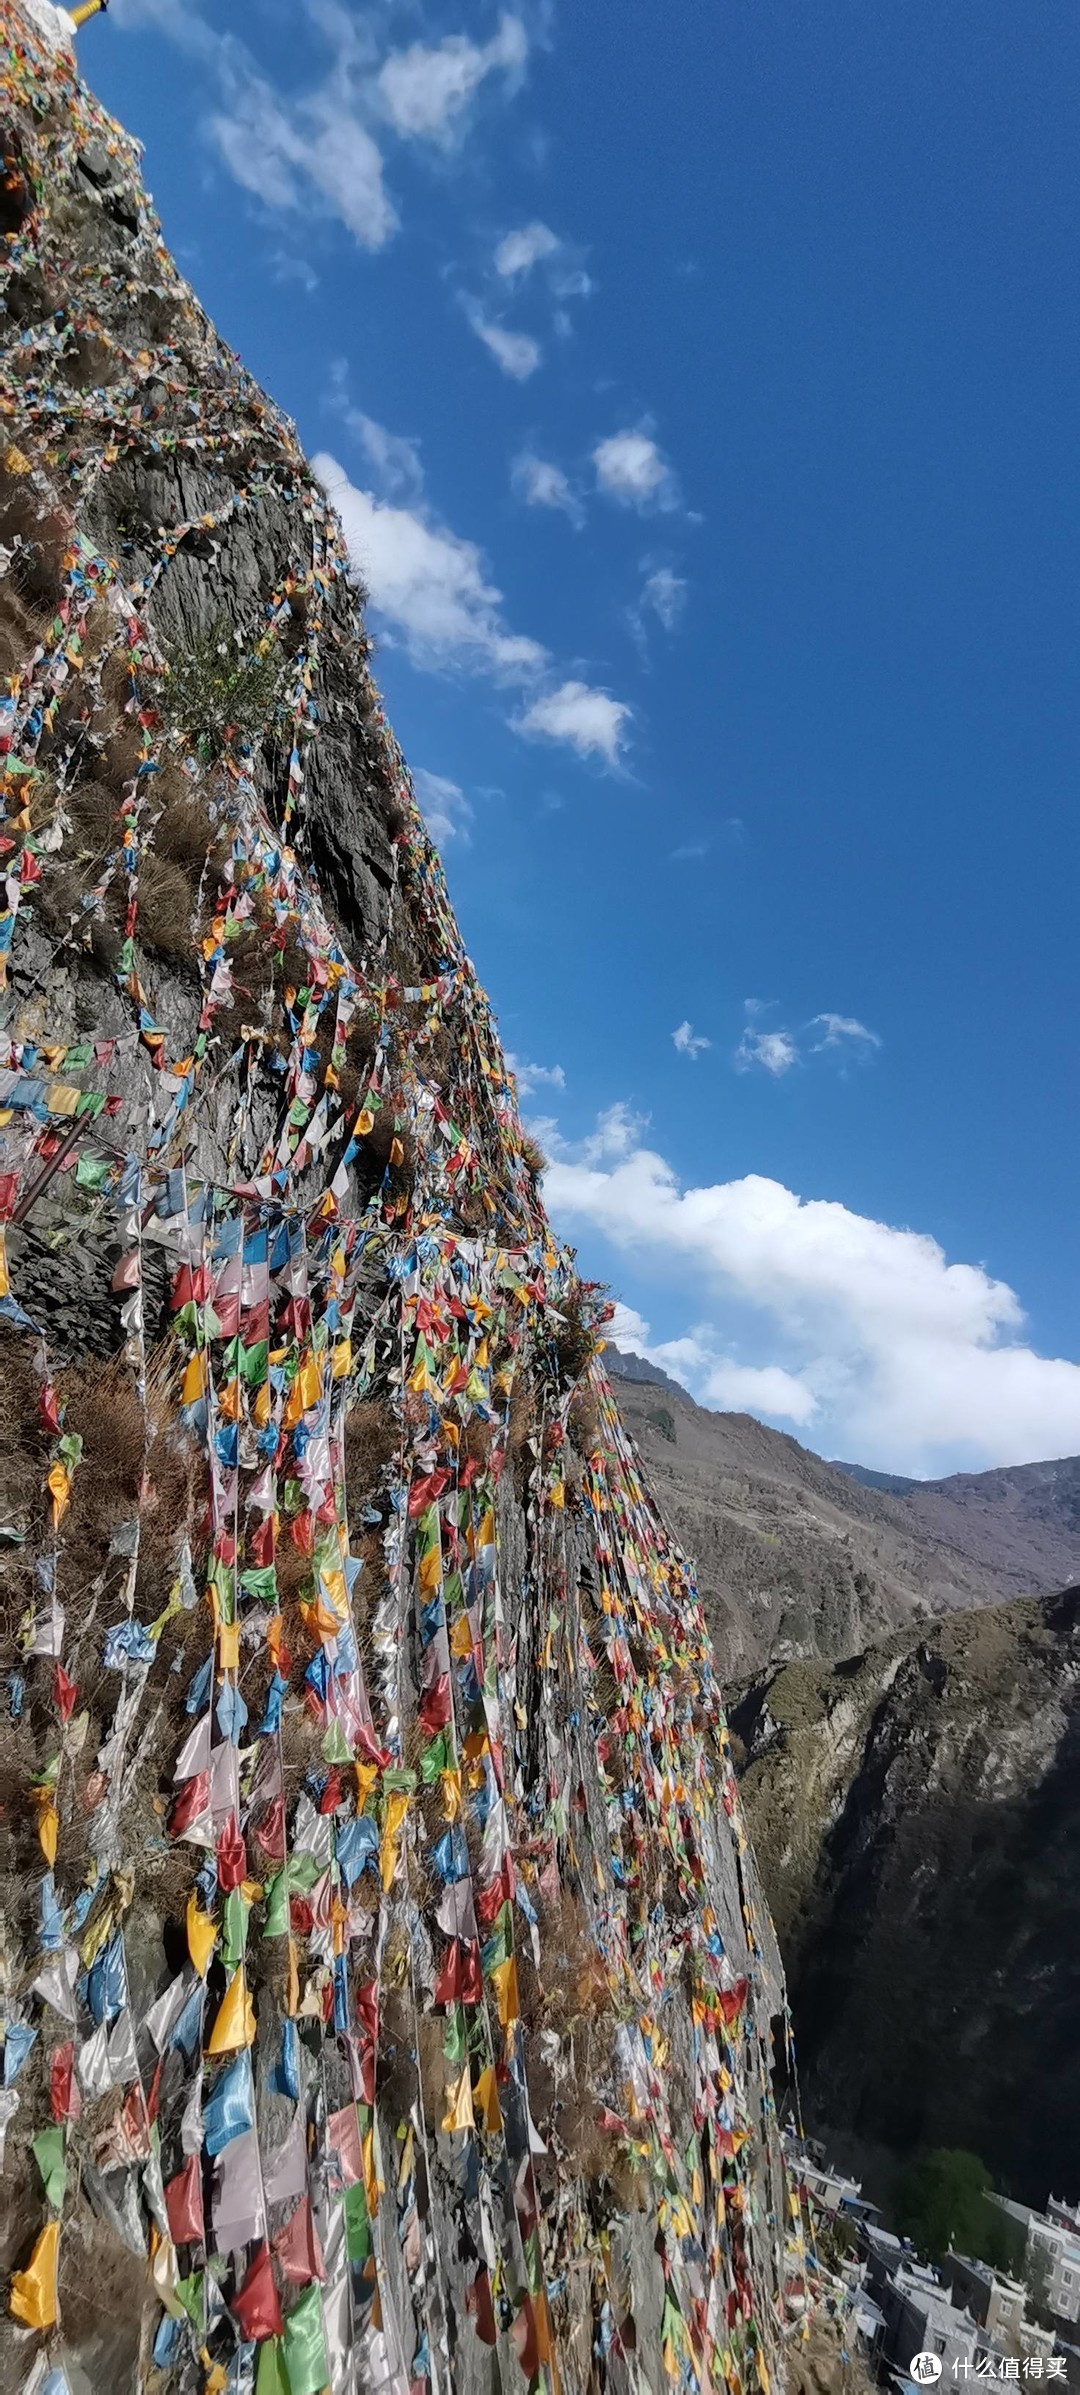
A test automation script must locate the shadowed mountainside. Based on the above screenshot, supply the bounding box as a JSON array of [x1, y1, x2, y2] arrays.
[[730, 1589, 1080, 2207]]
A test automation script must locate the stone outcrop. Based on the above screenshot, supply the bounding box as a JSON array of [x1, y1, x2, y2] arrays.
[[0, 9, 800, 2393]]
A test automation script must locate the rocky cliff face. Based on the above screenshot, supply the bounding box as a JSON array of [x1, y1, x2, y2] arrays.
[[608, 1354, 1080, 1677], [0, 10, 799, 2392], [731, 1591, 1080, 2207]]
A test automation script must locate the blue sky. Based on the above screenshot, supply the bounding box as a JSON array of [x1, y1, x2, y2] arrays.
[[91, 0, 1080, 1474]]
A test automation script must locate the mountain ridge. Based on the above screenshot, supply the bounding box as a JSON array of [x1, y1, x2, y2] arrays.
[[607, 1350, 1080, 1674]]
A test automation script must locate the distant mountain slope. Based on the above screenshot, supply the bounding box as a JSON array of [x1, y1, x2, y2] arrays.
[[730, 1589, 1080, 2206], [608, 1348, 1080, 1673]]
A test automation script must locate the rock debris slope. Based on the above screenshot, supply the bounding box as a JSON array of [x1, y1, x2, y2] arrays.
[[0, 9, 801, 2393]]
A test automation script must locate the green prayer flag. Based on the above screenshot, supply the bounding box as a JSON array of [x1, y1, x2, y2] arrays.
[[74, 1153, 111, 1192], [282, 2281, 328, 2395], [321, 1720, 351, 1764], [255, 2334, 291, 2395], [419, 1731, 450, 1784], [262, 1869, 288, 1939], [342, 2179, 369, 2264], [176, 2270, 204, 2328], [222, 1888, 251, 1967], [31, 2125, 66, 2209]]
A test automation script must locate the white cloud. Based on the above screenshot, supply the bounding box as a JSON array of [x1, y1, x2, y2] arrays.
[[465, 303, 542, 380], [495, 220, 559, 278], [546, 1125, 1080, 1472], [511, 452, 582, 525], [412, 767, 472, 846], [327, 370, 424, 499], [811, 1013, 882, 1052], [670, 840, 710, 863], [376, 14, 528, 144], [640, 565, 687, 630], [506, 1053, 566, 1099], [315, 451, 546, 680], [121, 3, 530, 251], [593, 426, 679, 512], [516, 680, 632, 766], [582, 1101, 649, 1165], [736, 1025, 798, 1077], [205, 48, 397, 251], [672, 1020, 710, 1061]]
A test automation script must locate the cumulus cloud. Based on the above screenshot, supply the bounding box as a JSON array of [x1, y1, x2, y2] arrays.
[[516, 680, 632, 767], [672, 1021, 710, 1060], [464, 302, 541, 379], [505, 1053, 566, 1099], [495, 220, 559, 278], [511, 452, 582, 525], [593, 426, 679, 512], [376, 15, 528, 143], [412, 768, 472, 845], [736, 1024, 798, 1077], [315, 451, 546, 679], [546, 1123, 1080, 1472]]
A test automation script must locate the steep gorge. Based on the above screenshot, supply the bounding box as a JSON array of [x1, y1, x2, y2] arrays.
[[732, 1590, 1080, 2208], [0, 10, 798, 2393]]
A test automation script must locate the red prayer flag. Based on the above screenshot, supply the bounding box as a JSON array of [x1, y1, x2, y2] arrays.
[[232, 2242, 283, 2341]]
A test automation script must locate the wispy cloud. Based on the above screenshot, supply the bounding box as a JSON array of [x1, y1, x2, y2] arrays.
[[672, 1020, 710, 1060], [506, 1052, 566, 1098], [516, 680, 631, 767], [117, 1, 531, 250], [327, 365, 423, 499], [736, 1003, 798, 1077], [464, 301, 542, 379], [495, 220, 559, 278], [412, 767, 472, 846], [374, 15, 528, 145], [638, 564, 687, 629], [511, 451, 583, 525], [316, 449, 631, 764], [810, 1013, 882, 1053]]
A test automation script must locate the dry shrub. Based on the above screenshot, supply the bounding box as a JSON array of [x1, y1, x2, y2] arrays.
[[462, 1417, 491, 1472], [0, 579, 47, 680], [55, 1363, 197, 1627], [567, 1388, 601, 1461], [551, 1281, 608, 1391], [0, 1334, 50, 1541], [134, 848, 199, 962], [344, 1398, 398, 1520], [519, 1132, 548, 1179]]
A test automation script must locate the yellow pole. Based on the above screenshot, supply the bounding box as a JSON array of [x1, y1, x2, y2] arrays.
[[69, 0, 108, 27]]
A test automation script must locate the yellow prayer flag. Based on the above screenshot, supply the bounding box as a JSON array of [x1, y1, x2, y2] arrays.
[[206, 1967, 256, 2053], [379, 1789, 409, 1892], [490, 1956, 520, 2031], [180, 1352, 207, 1407], [186, 1894, 217, 1978], [441, 2068, 475, 2135], [473, 2066, 502, 2134], [47, 1462, 70, 1527], [217, 1620, 240, 1671], [9, 2218, 59, 2330]]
